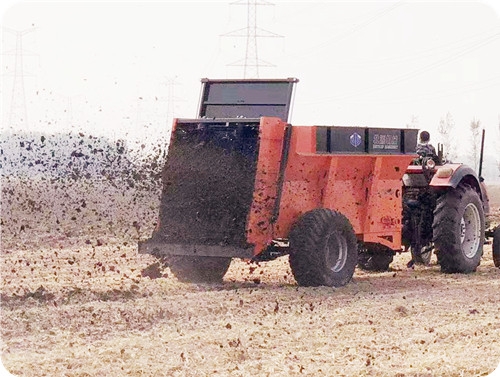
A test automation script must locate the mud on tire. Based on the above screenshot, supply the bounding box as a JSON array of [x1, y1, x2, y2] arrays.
[[166, 256, 232, 284], [289, 209, 358, 287], [433, 184, 485, 273]]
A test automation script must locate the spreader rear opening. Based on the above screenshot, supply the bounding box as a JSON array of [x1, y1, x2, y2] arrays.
[[151, 119, 261, 254]]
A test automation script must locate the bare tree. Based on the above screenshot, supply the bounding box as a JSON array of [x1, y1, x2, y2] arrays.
[[469, 118, 481, 171], [437, 112, 457, 161], [406, 114, 419, 129]]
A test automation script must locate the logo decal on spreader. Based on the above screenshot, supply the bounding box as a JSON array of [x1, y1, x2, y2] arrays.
[[350, 132, 362, 148]]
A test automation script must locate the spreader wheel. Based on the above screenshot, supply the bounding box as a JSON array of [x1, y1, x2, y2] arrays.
[[289, 209, 358, 287]]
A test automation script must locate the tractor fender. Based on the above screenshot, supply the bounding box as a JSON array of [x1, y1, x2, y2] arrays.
[[429, 164, 478, 188], [430, 164, 484, 201]]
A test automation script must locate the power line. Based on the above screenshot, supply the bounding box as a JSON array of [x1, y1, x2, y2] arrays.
[[339, 75, 500, 105], [327, 26, 500, 69], [302, 29, 500, 105], [284, 1, 405, 60]]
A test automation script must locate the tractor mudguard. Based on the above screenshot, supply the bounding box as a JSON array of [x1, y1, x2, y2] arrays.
[[430, 164, 481, 191], [429, 164, 489, 215]]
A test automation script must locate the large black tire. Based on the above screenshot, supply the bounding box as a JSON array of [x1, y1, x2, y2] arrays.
[[493, 226, 500, 268], [433, 184, 485, 273], [166, 256, 231, 283], [289, 209, 358, 287], [358, 243, 394, 272]]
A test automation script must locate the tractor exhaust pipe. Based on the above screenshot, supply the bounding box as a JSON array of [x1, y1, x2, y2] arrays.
[[478, 128, 485, 179]]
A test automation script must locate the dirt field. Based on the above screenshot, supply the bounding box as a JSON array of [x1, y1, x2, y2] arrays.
[[1, 179, 499, 377]]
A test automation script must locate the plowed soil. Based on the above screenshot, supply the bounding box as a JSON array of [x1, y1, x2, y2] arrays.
[[1, 179, 499, 377]]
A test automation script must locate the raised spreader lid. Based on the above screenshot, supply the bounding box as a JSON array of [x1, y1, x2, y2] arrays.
[[198, 78, 299, 121]]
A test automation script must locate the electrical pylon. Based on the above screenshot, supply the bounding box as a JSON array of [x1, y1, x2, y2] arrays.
[[162, 77, 184, 126], [2, 27, 37, 130], [222, 0, 282, 78]]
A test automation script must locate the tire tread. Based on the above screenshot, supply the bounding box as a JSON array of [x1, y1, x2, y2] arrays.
[[433, 184, 484, 273], [289, 209, 357, 287]]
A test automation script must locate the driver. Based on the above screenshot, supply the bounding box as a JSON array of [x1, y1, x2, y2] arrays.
[[416, 130, 437, 157]]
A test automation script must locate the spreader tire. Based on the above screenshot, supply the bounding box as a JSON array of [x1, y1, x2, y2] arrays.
[[493, 226, 500, 268], [167, 256, 231, 283], [433, 184, 484, 273], [289, 209, 358, 287]]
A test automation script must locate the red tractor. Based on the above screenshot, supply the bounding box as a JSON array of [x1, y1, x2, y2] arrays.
[[139, 78, 498, 286], [401, 131, 499, 272]]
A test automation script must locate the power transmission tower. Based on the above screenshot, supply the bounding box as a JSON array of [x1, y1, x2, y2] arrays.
[[162, 77, 184, 127], [2, 27, 37, 131], [60, 94, 84, 130], [222, 0, 283, 78]]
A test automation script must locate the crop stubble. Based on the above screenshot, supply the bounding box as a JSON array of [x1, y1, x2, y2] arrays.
[[1, 179, 499, 377]]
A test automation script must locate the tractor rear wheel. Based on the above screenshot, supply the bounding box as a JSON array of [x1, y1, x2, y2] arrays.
[[433, 184, 484, 273], [358, 243, 394, 271], [289, 209, 357, 287], [493, 226, 500, 268], [166, 256, 232, 283]]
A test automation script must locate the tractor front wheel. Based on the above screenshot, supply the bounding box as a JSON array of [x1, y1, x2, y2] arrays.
[[493, 226, 500, 268], [433, 184, 484, 273], [289, 209, 358, 287]]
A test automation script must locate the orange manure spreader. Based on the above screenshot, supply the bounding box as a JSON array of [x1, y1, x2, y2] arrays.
[[139, 78, 423, 286]]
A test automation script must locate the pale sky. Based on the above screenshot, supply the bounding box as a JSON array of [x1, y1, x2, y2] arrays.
[[1, 1, 500, 176]]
